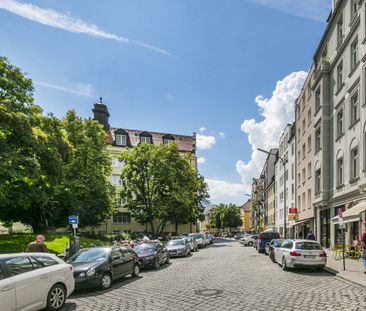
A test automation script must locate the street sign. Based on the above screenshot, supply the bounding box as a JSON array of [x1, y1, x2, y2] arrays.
[[68, 215, 79, 225]]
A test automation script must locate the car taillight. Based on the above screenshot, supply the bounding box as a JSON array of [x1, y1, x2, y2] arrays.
[[319, 252, 327, 257], [290, 251, 301, 256]]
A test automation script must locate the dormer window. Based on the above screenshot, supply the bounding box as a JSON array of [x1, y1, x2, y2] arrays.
[[162, 134, 175, 145], [116, 134, 127, 146], [139, 132, 152, 145]]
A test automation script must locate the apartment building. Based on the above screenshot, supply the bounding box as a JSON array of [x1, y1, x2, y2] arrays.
[[91, 100, 198, 235], [294, 67, 316, 240], [313, 0, 366, 246], [275, 123, 296, 237]]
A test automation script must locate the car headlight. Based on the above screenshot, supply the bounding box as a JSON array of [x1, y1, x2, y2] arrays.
[[86, 268, 96, 277], [79, 272, 86, 277]]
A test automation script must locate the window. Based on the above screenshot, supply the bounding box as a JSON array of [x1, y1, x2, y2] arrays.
[[298, 150, 301, 163], [307, 136, 311, 152], [32, 256, 58, 267], [112, 157, 124, 168], [336, 108, 344, 137], [298, 196, 301, 211], [302, 168, 306, 184], [302, 193, 306, 211], [351, 37, 358, 71], [351, 147, 359, 179], [302, 119, 306, 134], [337, 61, 343, 90], [116, 198, 123, 206], [307, 190, 312, 209], [140, 136, 151, 144], [337, 157, 344, 186], [116, 134, 127, 146], [280, 192, 284, 202], [351, 0, 358, 19], [337, 15, 344, 46], [315, 87, 321, 112], [297, 173, 301, 186], [291, 184, 294, 199], [350, 91, 359, 125], [163, 138, 172, 145], [4, 257, 34, 276], [315, 127, 321, 152], [113, 212, 131, 223], [291, 143, 294, 156], [111, 175, 122, 186], [307, 109, 311, 126], [307, 162, 312, 178], [291, 163, 294, 180], [315, 168, 321, 194], [307, 82, 311, 98], [302, 144, 306, 159]]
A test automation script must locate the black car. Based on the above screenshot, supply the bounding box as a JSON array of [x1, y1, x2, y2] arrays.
[[257, 230, 280, 253], [265, 239, 284, 262], [68, 246, 140, 290], [134, 241, 169, 269]]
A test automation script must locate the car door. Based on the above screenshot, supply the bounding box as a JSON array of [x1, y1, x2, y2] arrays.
[[0, 262, 16, 311], [4, 256, 50, 311], [274, 240, 286, 263], [110, 248, 125, 279], [120, 247, 134, 275]]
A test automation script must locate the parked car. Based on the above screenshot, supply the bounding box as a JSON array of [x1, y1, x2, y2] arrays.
[[257, 230, 280, 253], [134, 241, 169, 269], [188, 233, 206, 248], [166, 239, 191, 257], [221, 232, 229, 238], [183, 236, 198, 252], [234, 233, 244, 240], [240, 235, 258, 247], [274, 239, 327, 271], [265, 239, 284, 262], [68, 246, 140, 290], [206, 233, 214, 244], [0, 253, 75, 311]]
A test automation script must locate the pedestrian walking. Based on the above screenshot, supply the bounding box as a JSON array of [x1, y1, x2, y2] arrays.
[[26, 235, 49, 253], [361, 231, 366, 274], [306, 230, 316, 241]]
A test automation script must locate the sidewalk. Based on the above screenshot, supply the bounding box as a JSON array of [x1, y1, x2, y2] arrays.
[[324, 249, 366, 288]]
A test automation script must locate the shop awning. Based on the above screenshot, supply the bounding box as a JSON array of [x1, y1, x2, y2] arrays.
[[288, 219, 310, 228], [331, 201, 366, 224]]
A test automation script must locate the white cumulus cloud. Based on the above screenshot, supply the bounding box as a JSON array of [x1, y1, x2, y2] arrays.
[[206, 179, 245, 203], [236, 71, 307, 193], [199, 127, 206, 133], [0, 0, 171, 56], [196, 134, 216, 150], [197, 157, 206, 164]]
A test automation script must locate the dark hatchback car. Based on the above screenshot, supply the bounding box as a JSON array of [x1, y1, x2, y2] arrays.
[[257, 231, 280, 253], [265, 239, 284, 262], [134, 241, 169, 269], [68, 246, 140, 290]]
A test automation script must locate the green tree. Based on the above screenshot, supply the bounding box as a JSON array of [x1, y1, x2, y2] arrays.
[[119, 143, 209, 237], [209, 204, 243, 232], [59, 110, 115, 228]]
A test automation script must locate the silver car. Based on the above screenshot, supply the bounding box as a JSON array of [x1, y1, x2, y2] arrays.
[[166, 239, 191, 257], [183, 237, 198, 252], [239, 235, 258, 247], [274, 239, 327, 271], [188, 233, 205, 248]]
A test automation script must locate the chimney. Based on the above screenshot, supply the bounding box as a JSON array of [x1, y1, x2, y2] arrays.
[[92, 97, 110, 131]]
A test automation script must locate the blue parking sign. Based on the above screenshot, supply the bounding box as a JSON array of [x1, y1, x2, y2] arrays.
[[68, 215, 79, 225]]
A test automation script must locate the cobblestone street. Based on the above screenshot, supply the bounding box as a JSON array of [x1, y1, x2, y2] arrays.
[[63, 239, 366, 311]]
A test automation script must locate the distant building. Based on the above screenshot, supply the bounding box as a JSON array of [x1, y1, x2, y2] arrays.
[[91, 99, 198, 235], [241, 200, 251, 232]]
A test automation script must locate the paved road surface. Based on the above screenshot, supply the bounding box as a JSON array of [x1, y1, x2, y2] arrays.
[[63, 239, 366, 311]]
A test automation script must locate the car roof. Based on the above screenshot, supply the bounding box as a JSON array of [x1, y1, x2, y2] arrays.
[[284, 239, 321, 243], [0, 252, 59, 259]]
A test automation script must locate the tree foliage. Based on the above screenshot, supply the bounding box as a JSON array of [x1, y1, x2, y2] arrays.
[[209, 204, 243, 232], [119, 143, 209, 237], [0, 57, 114, 231]]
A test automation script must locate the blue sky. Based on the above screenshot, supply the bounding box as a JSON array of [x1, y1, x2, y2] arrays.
[[0, 0, 331, 204]]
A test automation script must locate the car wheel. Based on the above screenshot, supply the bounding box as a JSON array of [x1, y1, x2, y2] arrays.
[[184, 250, 188, 257], [46, 284, 66, 311], [270, 253, 276, 263], [100, 272, 112, 289], [154, 259, 160, 270], [132, 264, 140, 277], [282, 257, 288, 271], [165, 255, 170, 264], [248, 241, 253, 247]]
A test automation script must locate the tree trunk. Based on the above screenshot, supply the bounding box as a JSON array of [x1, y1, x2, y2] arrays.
[[175, 222, 178, 235]]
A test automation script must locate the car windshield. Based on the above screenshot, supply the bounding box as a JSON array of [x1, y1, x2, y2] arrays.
[[295, 242, 323, 250], [273, 240, 283, 246], [68, 248, 108, 263], [167, 240, 184, 246], [188, 233, 202, 239], [134, 244, 156, 253]]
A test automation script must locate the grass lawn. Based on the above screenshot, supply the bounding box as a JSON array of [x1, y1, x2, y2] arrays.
[[0, 233, 111, 254]]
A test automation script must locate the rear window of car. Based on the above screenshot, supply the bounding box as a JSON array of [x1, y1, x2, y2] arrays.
[[32, 256, 59, 267], [295, 242, 323, 250], [263, 232, 279, 239]]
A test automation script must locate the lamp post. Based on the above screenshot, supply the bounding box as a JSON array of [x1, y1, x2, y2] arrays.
[[257, 148, 287, 239]]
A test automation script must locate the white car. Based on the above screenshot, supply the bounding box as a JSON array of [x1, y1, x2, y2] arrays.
[[274, 239, 327, 271], [0, 253, 75, 311]]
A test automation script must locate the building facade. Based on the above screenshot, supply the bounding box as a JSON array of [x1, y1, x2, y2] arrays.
[[92, 101, 198, 235], [242, 200, 251, 232]]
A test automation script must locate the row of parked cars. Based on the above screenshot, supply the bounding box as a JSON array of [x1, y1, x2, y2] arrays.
[[239, 230, 327, 271], [0, 232, 214, 311]]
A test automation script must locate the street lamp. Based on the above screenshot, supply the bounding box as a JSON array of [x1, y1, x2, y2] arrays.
[[257, 147, 287, 238]]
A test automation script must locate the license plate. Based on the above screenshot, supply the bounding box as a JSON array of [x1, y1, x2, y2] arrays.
[[304, 255, 316, 258]]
